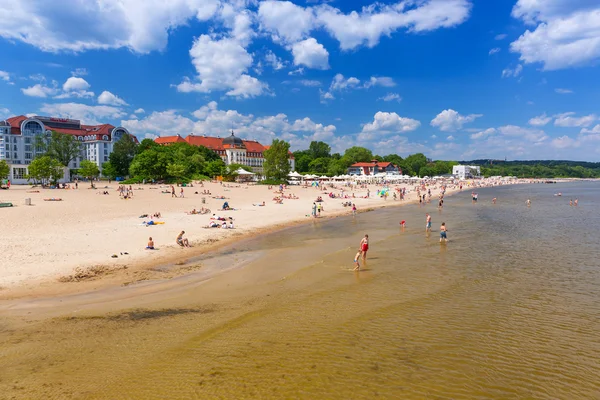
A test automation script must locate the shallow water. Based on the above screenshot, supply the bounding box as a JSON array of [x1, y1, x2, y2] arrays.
[[1, 182, 599, 399]]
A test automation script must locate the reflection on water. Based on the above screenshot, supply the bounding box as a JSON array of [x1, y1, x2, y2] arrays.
[[1, 182, 600, 399]]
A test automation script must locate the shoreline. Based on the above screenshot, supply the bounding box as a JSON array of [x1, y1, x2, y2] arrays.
[[0, 178, 537, 300]]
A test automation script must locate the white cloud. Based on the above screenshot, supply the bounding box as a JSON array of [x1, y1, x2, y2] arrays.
[[299, 80, 321, 87], [40, 102, 126, 125], [361, 111, 420, 134], [319, 89, 335, 103], [21, 83, 59, 98], [430, 109, 482, 132], [123, 101, 337, 150], [470, 128, 496, 139], [288, 67, 304, 76], [554, 112, 597, 128], [501, 64, 523, 78], [0, 70, 10, 82], [291, 38, 329, 70], [134, 108, 145, 114], [63, 77, 90, 91], [510, 1, 600, 70], [363, 76, 396, 88], [54, 90, 95, 99], [551, 135, 579, 149], [122, 110, 196, 136], [581, 124, 600, 134], [528, 113, 552, 126], [489, 47, 500, 55], [315, 0, 472, 50], [555, 88, 573, 94], [495, 33, 507, 40], [330, 74, 360, 91], [0, 0, 220, 53], [265, 50, 286, 70], [175, 35, 267, 98], [447, 135, 455, 141], [378, 93, 402, 102], [258, 0, 315, 43], [98, 90, 128, 106]]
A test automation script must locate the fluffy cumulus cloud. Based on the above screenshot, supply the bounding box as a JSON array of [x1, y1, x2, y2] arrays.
[[258, 0, 315, 43], [40, 102, 127, 125], [314, 0, 472, 50], [98, 90, 128, 106], [510, 0, 600, 70], [134, 108, 145, 114], [461, 124, 553, 159], [53, 77, 95, 99], [264, 50, 286, 70], [22, 83, 59, 98], [175, 35, 267, 98], [0, 0, 220, 53], [0, 70, 11, 83], [430, 109, 482, 132], [361, 111, 420, 135], [291, 38, 329, 70], [121, 101, 336, 150], [528, 113, 552, 126], [553, 112, 597, 128]]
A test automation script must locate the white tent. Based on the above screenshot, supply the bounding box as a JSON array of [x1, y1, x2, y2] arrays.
[[288, 171, 303, 178], [236, 168, 255, 175]]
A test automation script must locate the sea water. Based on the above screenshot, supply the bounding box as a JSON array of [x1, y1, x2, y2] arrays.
[[1, 182, 599, 399]]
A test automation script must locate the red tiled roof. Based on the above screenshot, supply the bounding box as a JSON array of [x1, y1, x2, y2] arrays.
[[351, 162, 395, 168], [156, 135, 186, 144], [185, 135, 224, 149]]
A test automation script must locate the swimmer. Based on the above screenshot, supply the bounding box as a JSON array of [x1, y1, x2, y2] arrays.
[[439, 222, 448, 243], [425, 213, 432, 233], [526, 198, 531, 207], [492, 197, 497, 204], [400, 220, 406, 228], [574, 198, 578, 206]]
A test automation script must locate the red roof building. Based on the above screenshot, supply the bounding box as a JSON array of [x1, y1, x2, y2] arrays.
[[348, 160, 400, 176], [154, 131, 295, 173]]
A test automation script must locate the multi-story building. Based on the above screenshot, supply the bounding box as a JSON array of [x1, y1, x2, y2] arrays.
[[347, 160, 400, 176], [0, 115, 134, 184], [155, 131, 295, 174], [452, 165, 481, 179]]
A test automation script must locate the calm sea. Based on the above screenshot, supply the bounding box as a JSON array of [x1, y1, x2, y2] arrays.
[[1, 182, 599, 399]]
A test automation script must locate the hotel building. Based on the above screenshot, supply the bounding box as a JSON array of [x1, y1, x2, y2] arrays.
[[347, 161, 400, 176], [155, 132, 295, 174], [0, 115, 134, 184]]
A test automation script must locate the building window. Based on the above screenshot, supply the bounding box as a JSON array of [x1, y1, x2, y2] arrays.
[[25, 152, 33, 160], [13, 167, 27, 180]]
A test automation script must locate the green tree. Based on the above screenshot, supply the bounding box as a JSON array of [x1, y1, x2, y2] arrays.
[[342, 146, 373, 166], [327, 159, 347, 176], [308, 141, 331, 159], [205, 159, 226, 177], [166, 162, 187, 181], [101, 161, 118, 180], [293, 150, 312, 173], [308, 157, 331, 174], [27, 156, 64, 186], [137, 138, 159, 153], [263, 139, 291, 181], [109, 134, 138, 177], [404, 153, 428, 176], [38, 131, 82, 166], [79, 160, 100, 187], [0, 160, 9, 179]]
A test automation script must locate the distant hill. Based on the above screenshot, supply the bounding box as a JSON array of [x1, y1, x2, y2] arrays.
[[458, 160, 600, 178], [463, 160, 600, 168]]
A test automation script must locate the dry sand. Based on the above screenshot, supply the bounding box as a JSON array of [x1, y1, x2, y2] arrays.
[[0, 180, 469, 291]]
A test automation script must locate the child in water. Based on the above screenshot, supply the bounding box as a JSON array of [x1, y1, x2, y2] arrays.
[[353, 250, 362, 271]]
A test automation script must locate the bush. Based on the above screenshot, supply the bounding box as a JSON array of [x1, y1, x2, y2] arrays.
[[122, 177, 145, 184]]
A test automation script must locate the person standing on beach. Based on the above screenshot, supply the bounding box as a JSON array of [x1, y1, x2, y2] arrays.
[[171, 185, 176, 198], [426, 213, 432, 233], [439, 223, 448, 243], [312, 202, 317, 218], [359, 234, 369, 262], [352, 203, 357, 216]]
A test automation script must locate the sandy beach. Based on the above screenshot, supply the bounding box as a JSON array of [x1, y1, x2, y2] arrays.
[[0, 178, 522, 293]]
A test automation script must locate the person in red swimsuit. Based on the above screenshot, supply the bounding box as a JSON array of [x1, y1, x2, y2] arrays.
[[360, 234, 369, 262]]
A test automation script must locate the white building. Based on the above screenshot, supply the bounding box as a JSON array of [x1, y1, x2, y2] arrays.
[[155, 131, 295, 174], [1, 115, 134, 184], [452, 165, 481, 179]]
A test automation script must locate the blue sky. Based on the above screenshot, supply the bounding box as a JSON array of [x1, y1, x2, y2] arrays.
[[1, 0, 600, 161]]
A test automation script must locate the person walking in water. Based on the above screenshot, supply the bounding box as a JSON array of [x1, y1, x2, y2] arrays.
[[425, 213, 432, 233], [526, 198, 531, 207], [353, 249, 362, 271], [359, 234, 369, 262], [440, 222, 448, 243]]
